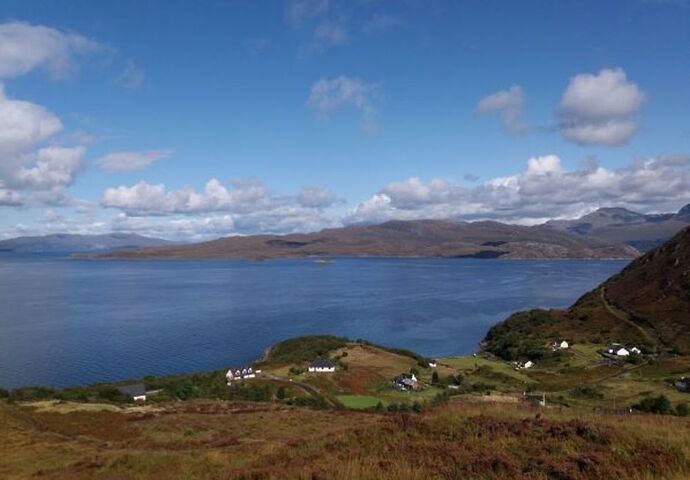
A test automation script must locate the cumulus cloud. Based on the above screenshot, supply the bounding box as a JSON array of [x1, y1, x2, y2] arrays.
[[308, 76, 379, 132], [98, 179, 344, 239], [0, 21, 101, 79], [296, 186, 338, 208], [558, 68, 645, 146], [97, 149, 172, 171], [0, 85, 62, 156], [12, 146, 85, 190], [476, 85, 530, 134], [103, 179, 286, 216], [0, 86, 87, 207], [346, 154, 690, 225]]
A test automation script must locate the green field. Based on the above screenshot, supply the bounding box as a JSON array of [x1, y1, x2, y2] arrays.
[[440, 355, 533, 383]]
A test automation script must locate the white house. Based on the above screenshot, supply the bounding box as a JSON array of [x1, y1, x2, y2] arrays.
[[308, 359, 336, 373], [226, 366, 256, 385], [629, 346, 642, 355], [117, 383, 147, 402], [523, 360, 535, 369], [607, 345, 630, 357], [552, 340, 569, 350], [428, 360, 438, 368], [393, 373, 418, 391]]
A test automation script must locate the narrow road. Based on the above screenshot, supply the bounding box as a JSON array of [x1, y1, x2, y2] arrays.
[[262, 373, 337, 408], [599, 287, 657, 345]]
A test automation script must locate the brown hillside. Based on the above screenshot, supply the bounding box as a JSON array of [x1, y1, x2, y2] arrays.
[[484, 227, 690, 357], [94, 219, 638, 260], [574, 226, 690, 352]]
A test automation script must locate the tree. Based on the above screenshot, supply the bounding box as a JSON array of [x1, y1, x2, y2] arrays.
[[276, 386, 286, 400], [431, 371, 440, 384], [634, 395, 672, 415]]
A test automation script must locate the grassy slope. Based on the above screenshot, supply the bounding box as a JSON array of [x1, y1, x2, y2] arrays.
[[483, 227, 690, 356], [3, 335, 690, 478], [2, 399, 689, 480]]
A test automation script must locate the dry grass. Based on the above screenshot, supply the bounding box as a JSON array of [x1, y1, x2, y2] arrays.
[[2, 398, 689, 480]]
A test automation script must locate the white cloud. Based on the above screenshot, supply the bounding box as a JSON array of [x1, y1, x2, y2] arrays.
[[0, 21, 101, 79], [12, 146, 85, 190], [98, 179, 344, 239], [0, 85, 62, 156], [0, 86, 87, 207], [307, 76, 379, 133], [347, 154, 690, 225], [558, 68, 645, 146], [102, 178, 277, 216], [97, 149, 172, 171], [526, 154, 563, 175], [476, 85, 530, 134], [296, 186, 338, 208]]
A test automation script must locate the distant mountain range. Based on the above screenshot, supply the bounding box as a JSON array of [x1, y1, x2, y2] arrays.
[[0, 233, 174, 253], [94, 219, 639, 260], [545, 204, 690, 252], [484, 225, 690, 355]]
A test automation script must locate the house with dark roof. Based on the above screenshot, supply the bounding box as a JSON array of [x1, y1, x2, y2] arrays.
[[675, 377, 689, 393], [226, 366, 257, 385], [392, 373, 418, 391], [117, 383, 147, 401], [308, 358, 335, 373]]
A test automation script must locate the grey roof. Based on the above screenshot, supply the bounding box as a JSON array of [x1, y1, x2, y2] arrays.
[[309, 358, 335, 368], [117, 383, 146, 397]]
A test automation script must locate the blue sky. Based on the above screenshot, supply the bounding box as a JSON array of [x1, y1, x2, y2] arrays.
[[1, 0, 689, 239]]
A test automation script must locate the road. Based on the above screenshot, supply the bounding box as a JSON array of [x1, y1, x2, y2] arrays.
[[262, 373, 337, 408]]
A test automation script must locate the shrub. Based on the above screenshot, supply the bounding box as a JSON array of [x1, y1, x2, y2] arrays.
[[10, 386, 59, 401], [482, 309, 559, 361], [266, 336, 348, 365], [633, 395, 672, 415]]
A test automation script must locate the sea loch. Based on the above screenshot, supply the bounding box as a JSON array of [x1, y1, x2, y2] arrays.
[[0, 255, 627, 388]]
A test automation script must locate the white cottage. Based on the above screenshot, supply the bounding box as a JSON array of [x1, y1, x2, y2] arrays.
[[226, 366, 256, 385], [607, 345, 630, 357], [552, 340, 569, 350], [308, 359, 336, 373], [117, 383, 147, 402]]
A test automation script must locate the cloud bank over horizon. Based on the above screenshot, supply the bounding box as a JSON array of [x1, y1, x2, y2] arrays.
[[1, 9, 689, 242]]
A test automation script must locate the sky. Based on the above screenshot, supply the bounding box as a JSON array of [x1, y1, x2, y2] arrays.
[[1, 0, 689, 240]]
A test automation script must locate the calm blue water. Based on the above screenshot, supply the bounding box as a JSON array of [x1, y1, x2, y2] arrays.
[[0, 255, 628, 389]]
